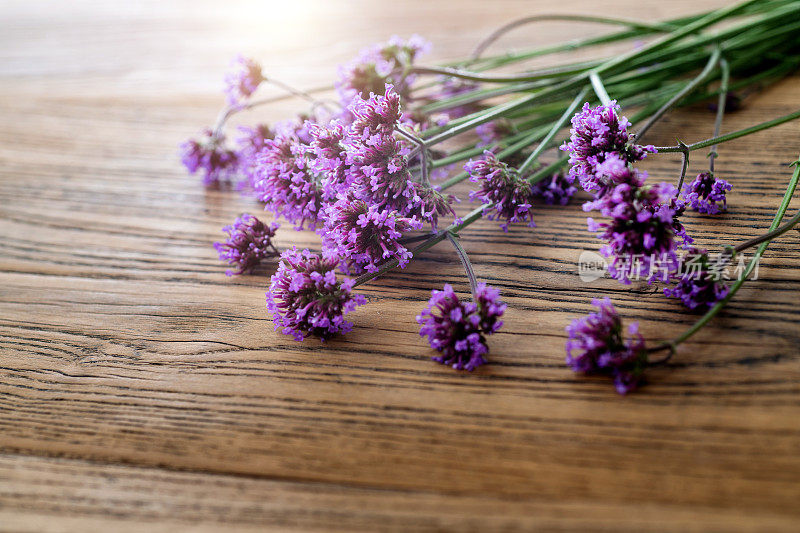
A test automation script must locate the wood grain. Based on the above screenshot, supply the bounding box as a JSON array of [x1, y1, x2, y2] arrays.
[[1, 0, 799, 531]]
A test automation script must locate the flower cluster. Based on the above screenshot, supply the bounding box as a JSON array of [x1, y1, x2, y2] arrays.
[[180, 130, 239, 186], [224, 55, 264, 107], [417, 283, 506, 371], [236, 124, 274, 188], [322, 196, 422, 273], [214, 214, 280, 275], [466, 151, 536, 232], [681, 172, 732, 214], [336, 35, 430, 105], [560, 101, 655, 194], [253, 133, 329, 230], [267, 248, 366, 341], [565, 298, 647, 394], [664, 248, 730, 309], [531, 172, 577, 206], [586, 179, 683, 283]]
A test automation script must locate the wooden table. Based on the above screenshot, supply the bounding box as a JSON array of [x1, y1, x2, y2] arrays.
[[2, 1, 799, 530]]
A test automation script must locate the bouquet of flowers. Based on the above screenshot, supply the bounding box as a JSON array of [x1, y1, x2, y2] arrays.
[[182, 0, 800, 394]]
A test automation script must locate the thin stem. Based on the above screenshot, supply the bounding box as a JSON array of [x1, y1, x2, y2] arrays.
[[635, 46, 721, 142], [527, 156, 570, 184], [709, 58, 730, 174], [654, 109, 800, 153], [353, 206, 485, 287], [211, 84, 332, 135], [470, 14, 678, 60], [396, 127, 430, 185], [648, 156, 800, 357], [676, 142, 690, 191], [589, 72, 612, 106], [410, 62, 599, 84], [734, 209, 800, 252], [519, 88, 588, 174], [447, 232, 479, 299]]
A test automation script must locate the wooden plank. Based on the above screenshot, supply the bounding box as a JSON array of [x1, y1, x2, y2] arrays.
[[1, 0, 799, 530]]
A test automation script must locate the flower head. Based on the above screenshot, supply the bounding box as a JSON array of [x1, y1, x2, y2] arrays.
[[586, 181, 682, 283], [466, 151, 536, 232], [237, 124, 275, 188], [531, 172, 577, 206], [560, 101, 655, 194], [336, 35, 430, 105], [681, 172, 732, 214], [225, 55, 264, 106], [180, 130, 239, 186], [322, 196, 423, 273], [565, 297, 647, 394], [214, 214, 280, 276], [417, 283, 506, 371], [664, 248, 730, 309], [267, 248, 366, 341], [253, 133, 330, 230]]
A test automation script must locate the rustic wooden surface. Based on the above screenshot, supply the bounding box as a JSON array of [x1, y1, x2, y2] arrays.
[[1, 0, 799, 531]]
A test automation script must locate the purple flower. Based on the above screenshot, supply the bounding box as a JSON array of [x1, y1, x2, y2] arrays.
[[237, 124, 275, 188], [214, 214, 279, 276], [342, 87, 454, 226], [266, 247, 366, 341], [252, 133, 330, 230], [681, 172, 732, 214], [531, 172, 577, 205], [310, 119, 351, 192], [336, 35, 430, 105], [466, 151, 536, 232], [586, 181, 682, 283], [417, 283, 506, 371], [560, 101, 655, 194], [224, 55, 264, 106], [322, 195, 423, 273], [180, 130, 239, 186], [349, 85, 403, 137], [664, 248, 730, 309], [565, 297, 647, 394], [476, 120, 514, 147]]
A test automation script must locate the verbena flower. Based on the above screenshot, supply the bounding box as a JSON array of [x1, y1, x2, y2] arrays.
[[664, 248, 730, 309], [237, 124, 274, 188], [253, 133, 329, 230], [266, 247, 366, 341], [336, 35, 430, 105], [531, 172, 577, 205], [180, 130, 239, 186], [466, 151, 536, 232], [225, 55, 264, 106], [310, 119, 351, 192], [586, 181, 682, 283], [322, 195, 423, 273], [344, 86, 454, 225], [681, 172, 732, 214], [565, 297, 647, 394], [560, 101, 655, 194], [417, 283, 506, 371], [214, 214, 279, 276]]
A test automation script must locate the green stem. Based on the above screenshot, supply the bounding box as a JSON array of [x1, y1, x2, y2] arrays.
[[734, 209, 800, 253], [353, 206, 485, 287], [469, 14, 679, 61], [709, 58, 730, 174], [519, 88, 588, 174], [635, 46, 721, 142], [447, 232, 479, 298], [654, 109, 800, 153], [589, 72, 612, 106], [648, 157, 800, 357]]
